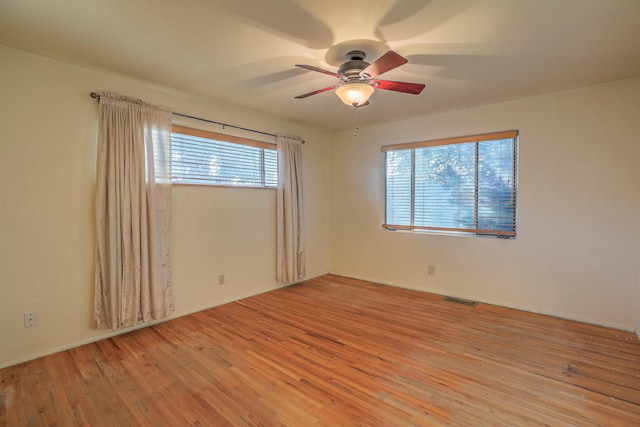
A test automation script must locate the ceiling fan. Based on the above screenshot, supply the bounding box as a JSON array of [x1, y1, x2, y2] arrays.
[[295, 50, 425, 107]]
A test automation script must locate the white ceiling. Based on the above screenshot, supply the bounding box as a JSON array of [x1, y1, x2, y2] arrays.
[[2, 0, 640, 132]]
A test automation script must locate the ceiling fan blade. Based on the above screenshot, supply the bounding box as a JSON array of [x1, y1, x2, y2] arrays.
[[294, 85, 338, 99], [373, 79, 425, 94], [295, 64, 340, 77], [360, 51, 407, 78]]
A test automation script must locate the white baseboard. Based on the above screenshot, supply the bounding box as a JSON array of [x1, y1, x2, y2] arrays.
[[327, 271, 636, 333], [0, 272, 330, 370]]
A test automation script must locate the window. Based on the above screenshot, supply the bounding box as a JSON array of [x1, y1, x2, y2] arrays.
[[171, 125, 277, 188], [382, 131, 518, 237]]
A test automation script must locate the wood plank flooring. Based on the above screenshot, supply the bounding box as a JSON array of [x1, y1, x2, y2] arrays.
[[2, 274, 640, 426]]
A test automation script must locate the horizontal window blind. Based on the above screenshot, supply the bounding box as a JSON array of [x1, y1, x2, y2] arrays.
[[383, 131, 518, 237], [171, 125, 277, 188]]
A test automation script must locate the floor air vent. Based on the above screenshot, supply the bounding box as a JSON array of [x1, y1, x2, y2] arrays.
[[443, 296, 478, 307]]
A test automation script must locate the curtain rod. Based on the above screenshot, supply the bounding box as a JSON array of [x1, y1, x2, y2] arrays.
[[90, 92, 304, 144]]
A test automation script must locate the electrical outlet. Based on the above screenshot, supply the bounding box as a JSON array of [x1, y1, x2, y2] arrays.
[[428, 265, 435, 276], [218, 274, 225, 286], [24, 312, 38, 328]]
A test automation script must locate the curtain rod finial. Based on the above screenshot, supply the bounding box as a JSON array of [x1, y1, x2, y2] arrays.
[[90, 92, 100, 99]]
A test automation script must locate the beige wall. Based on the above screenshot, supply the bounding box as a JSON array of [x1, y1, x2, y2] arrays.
[[0, 46, 330, 368], [2, 44, 639, 369], [329, 76, 640, 331]]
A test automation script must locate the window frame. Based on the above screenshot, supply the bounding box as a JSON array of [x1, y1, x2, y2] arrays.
[[381, 130, 519, 238], [171, 125, 277, 189]]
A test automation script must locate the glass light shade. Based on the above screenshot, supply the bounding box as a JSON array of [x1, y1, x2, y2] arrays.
[[335, 83, 375, 106]]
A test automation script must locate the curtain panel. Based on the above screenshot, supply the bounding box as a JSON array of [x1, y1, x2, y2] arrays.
[[276, 135, 305, 283], [94, 92, 174, 330]]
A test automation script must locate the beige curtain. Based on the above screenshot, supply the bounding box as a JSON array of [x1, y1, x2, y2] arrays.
[[276, 135, 305, 283], [94, 92, 174, 330]]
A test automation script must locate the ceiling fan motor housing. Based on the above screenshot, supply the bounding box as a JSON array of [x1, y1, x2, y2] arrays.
[[339, 50, 370, 80]]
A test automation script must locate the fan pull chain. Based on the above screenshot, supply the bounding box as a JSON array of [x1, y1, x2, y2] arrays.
[[353, 104, 359, 137]]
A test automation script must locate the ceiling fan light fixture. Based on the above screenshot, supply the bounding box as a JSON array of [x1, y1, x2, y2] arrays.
[[335, 82, 375, 107]]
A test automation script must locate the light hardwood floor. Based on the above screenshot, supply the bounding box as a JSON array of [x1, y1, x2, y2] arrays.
[[2, 274, 639, 426]]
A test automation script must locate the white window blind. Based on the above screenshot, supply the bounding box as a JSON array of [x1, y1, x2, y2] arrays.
[[171, 125, 277, 188], [382, 131, 518, 237]]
